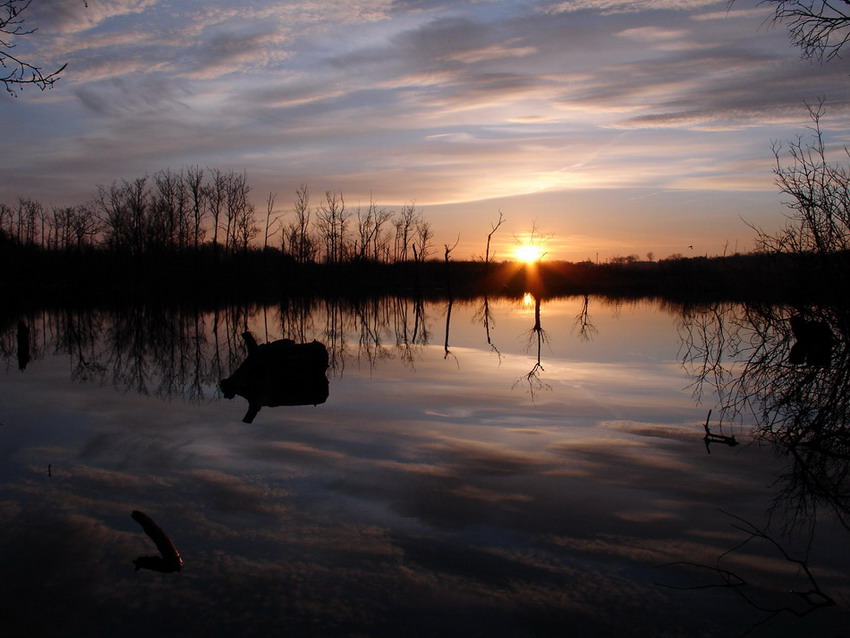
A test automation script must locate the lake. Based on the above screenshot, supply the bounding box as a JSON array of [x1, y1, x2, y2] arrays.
[[1, 295, 848, 637]]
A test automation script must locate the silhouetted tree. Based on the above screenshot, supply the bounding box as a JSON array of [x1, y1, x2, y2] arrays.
[[262, 191, 280, 252], [394, 203, 418, 262], [186, 165, 207, 251], [49, 204, 99, 252], [741, 0, 850, 61], [283, 184, 316, 264], [484, 210, 505, 273], [8, 197, 41, 245], [1, 0, 69, 95], [151, 168, 189, 253], [205, 168, 227, 257], [354, 196, 391, 262], [370, 201, 394, 262], [412, 217, 433, 263], [316, 190, 348, 264], [752, 102, 850, 287], [223, 171, 255, 256], [96, 177, 149, 257]]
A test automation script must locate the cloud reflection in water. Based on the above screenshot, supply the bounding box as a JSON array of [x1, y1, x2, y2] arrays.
[[1, 296, 848, 636]]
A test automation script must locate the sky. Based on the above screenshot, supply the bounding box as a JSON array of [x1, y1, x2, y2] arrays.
[[3, 0, 850, 261]]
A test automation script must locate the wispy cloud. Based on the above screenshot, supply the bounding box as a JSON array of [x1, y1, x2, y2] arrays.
[[3, 0, 849, 259]]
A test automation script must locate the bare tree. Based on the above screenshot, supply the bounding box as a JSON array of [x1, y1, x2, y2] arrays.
[[737, 0, 850, 61], [205, 168, 227, 257], [354, 196, 385, 262], [412, 218, 433, 263], [151, 168, 189, 253], [393, 203, 420, 263], [485, 210, 505, 272], [0, 201, 11, 238], [751, 101, 850, 288], [223, 171, 253, 256], [372, 206, 393, 262], [96, 177, 149, 256], [50, 203, 99, 252], [1, 0, 73, 95], [226, 173, 256, 254], [263, 191, 281, 251], [315, 190, 348, 264], [284, 184, 315, 264], [185, 166, 207, 251], [515, 220, 551, 261], [13, 196, 41, 245]]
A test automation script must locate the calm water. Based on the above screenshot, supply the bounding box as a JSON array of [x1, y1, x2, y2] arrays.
[[1, 295, 848, 637]]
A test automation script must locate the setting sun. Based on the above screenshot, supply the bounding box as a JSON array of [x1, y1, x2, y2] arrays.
[[515, 243, 545, 264]]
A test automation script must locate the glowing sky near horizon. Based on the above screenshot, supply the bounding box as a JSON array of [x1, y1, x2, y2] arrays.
[[3, 0, 850, 261]]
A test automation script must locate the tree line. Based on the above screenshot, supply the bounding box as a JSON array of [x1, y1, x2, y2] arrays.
[[0, 166, 435, 266]]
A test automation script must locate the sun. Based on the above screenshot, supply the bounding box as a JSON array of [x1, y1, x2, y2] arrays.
[[514, 243, 545, 264]]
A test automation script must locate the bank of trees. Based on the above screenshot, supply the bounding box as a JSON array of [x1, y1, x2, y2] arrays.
[[0, 198, 98, 252], [0, 166, 435, 268]]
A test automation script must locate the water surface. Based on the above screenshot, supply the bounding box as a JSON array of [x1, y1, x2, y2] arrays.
[[2, 295, 847, 637]]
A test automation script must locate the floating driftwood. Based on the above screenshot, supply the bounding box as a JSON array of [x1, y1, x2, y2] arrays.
[[131, 510, 184, 573], [220, 332, 329, 423], [702, 410, 739, 454]]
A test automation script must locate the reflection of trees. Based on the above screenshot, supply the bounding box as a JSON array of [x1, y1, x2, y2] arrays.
[[443, 298, 456, 364], [311, 296, 429, 373], [15, 320, 30, 370], [473, 296, 502, 361], [320, 297, 348, 374], [2, 296, 438, 402], [54, 309, 107, 382], [672, 301, 849, 630], [514, 294, 551, 396], [390, 296, 428, 369], [5, 306, 222, 401], [657, 511, 836, 627], [572, 294, 598, 342], [679, 301, 850, 530], [354, 297, 391, 370], [107, 305, 217, 401], [680, 301, 850, 529]]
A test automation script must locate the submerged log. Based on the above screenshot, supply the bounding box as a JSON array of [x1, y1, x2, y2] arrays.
[[702, 410, 739, 454], [220, 332, 330, 423], [131, 510, 184, 573]]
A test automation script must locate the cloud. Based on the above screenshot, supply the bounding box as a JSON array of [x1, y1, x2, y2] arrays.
[[75, 76, 191, 116], [423, 435, 558, 474], [30, 0, 160, 35], [445, 484, 535, 503], [445, 40, 539, 64], [542, 0, 726, 14], [617, 25, 690, 42], [182, 28, 291, 80], [186, 468, 290, 519], [3, 0, 850, 260]]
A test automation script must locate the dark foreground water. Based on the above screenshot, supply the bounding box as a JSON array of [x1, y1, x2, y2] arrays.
[[1, 295, 848, 637]]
